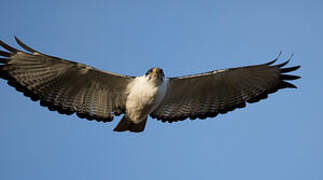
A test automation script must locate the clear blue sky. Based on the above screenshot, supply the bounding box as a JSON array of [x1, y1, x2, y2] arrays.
[[0, 0, 322, 179]]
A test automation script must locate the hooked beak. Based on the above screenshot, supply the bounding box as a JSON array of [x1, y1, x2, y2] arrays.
[[152, 68, 158, 75], [151, 68, 160, 80], [147, 67, 164, 82]]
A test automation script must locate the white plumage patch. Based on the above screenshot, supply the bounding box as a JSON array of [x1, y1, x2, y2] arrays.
[[125, 75, 168, 124]]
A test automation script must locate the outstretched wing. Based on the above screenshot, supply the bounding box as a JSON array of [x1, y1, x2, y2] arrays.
[[150, 56, 301, 122], [0, 37, 134, 122]]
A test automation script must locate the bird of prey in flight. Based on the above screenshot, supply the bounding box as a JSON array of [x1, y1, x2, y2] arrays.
[[0, 37, 301, 132]]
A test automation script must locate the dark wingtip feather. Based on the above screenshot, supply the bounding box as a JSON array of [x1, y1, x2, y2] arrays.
[[265, 59, 278, 66], [275, 54, 295, 68], [276, 60, 290, 68], [14, 36, 39, 54], [0, 40, 19, 53], [279, 81, 297, 89], [0, 50, 11, 57], [280, 66, 301, 73], [280, 74, 301, 80], [273, 54, 300, 89], [265, 51, 282, 65]]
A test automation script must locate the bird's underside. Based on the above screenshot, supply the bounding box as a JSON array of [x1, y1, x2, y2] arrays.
[[0, 37, 301, 133]]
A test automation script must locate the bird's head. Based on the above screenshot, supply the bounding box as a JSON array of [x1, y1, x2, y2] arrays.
[[145, 67, 165, 83]]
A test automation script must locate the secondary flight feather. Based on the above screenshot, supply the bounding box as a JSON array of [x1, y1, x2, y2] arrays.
[[0, 37, 301, 132]]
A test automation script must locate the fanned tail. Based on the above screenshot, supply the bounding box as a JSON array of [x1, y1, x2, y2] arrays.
[[114, 116, 147, 133]]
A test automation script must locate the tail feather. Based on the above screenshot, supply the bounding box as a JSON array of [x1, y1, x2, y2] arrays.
[[113, 116, 132, 132], [114, 116, 147, 133]]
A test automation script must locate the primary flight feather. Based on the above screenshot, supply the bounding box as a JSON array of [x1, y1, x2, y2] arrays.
[[0, 37, 301, 132]]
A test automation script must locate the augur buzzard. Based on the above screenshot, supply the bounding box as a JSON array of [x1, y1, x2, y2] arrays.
[[0, 37, 301, 132]]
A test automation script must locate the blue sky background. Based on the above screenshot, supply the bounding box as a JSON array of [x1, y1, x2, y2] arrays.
[[0, 0, 322, 179]]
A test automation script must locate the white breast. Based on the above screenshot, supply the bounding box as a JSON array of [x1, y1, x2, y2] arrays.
[[125, 76, 168, 123]]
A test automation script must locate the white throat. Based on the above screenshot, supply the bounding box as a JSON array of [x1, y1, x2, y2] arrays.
[[125, 75, 168, 123]]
